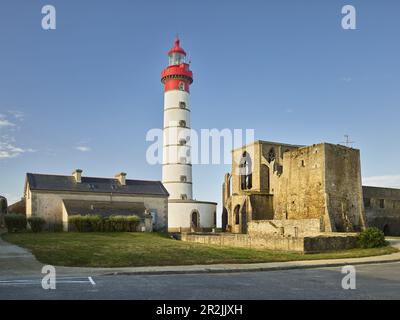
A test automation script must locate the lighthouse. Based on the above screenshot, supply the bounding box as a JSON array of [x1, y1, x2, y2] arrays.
[[161, 38, 217, 232], [161, 38, 193, 200]]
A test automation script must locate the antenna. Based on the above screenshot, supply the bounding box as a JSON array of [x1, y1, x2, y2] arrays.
[[340, 134, 355, 147]]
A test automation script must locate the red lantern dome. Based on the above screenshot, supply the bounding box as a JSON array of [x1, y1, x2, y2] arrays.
[[168, 38, 186, 56], [161, 38, 193, 92]]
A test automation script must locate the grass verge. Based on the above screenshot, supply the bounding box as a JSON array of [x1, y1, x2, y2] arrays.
[[2, 232, 398, 268]]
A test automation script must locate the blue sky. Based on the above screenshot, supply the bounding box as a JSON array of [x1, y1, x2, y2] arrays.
[[0, 0, 399, 210]]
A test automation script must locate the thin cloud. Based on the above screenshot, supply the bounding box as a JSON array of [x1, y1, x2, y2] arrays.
[[341, 77, 352, 82], [363, 175, 400, 189], [0, 140, 35, 159], [76, 146, 91, 152], [0, 113, 33, 159], [0, 119, 15, 128]]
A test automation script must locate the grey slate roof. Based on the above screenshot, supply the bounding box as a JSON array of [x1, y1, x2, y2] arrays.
[[26, 173, 169, 197], [62, 200, 146, 218]]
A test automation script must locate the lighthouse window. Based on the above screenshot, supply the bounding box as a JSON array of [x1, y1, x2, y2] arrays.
[[181, 194, 188, 200], [169, 53, 185, 66], [180, 175, 187, 182], [179, 120, 186, 127], [179, 101, 186, 109], [179, 139, 187, 146], [179, 82, 185, 91]]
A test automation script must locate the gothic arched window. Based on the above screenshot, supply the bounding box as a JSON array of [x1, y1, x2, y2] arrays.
[[239, 151, 252, 190], [267, 148, 276, 163]]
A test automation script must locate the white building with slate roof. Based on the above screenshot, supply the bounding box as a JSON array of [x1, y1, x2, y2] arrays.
[[24, 170, 169, 231]]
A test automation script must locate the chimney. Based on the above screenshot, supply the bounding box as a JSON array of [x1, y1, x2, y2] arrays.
[[115, 172, 127, 186], [72, 169, 82, 183]]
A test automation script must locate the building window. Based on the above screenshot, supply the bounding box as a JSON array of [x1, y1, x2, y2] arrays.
[[300, 160, 305, 167], [179, 120, 186, 127], [180, 175, 187, 182], [180, 157, 187, 164], [179, 101, 186, 109], [179, 139, 187, 146], [364, 198, 371, 208], [179, 82, 185, 91], [181, 194, 187, 200], [379, 199, 385, 209], [239, 151, 252, 190]]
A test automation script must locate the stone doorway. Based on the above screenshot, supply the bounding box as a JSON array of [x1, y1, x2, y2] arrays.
[[191, 210, 200, 231]]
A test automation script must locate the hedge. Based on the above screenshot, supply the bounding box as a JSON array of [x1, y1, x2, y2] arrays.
[[68, 215, 140, 232], [4, 214, 27, 233], [27, 216, 46, 233]]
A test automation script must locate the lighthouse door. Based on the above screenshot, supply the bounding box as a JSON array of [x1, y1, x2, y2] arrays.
[[191, 210, 199, 231]]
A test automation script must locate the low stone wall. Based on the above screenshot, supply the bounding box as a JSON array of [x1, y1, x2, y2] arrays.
[[303, 233, 358, 253], [248, 219, 322, 237], [181, 232, 305, 252], [181, 232, 359, 253]]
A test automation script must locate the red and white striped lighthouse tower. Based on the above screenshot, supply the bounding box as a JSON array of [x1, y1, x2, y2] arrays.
[[161, 38, 217, 232], [161, 38, 193, 200]]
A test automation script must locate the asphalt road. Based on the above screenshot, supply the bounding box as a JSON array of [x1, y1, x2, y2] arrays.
[[1, 262, 400, 300]]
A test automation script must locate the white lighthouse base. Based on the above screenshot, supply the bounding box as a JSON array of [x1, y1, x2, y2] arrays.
[[167, 199, 217, 232]]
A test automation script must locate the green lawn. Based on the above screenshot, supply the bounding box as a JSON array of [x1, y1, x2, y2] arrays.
[[2, 232, 398, 268]]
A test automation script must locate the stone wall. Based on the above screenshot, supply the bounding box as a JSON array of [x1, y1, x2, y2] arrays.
[[248, 219, 322, 237], [363, 186, 400, 235], [275, 143, 366, 232], [275, 144, 326, 221], [181, 232, 359, 253], [181, 232, 306, 252], [324, 144, 365, 232]]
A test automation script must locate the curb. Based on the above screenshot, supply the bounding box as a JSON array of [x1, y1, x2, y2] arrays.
[[98, 253, 400, 276]]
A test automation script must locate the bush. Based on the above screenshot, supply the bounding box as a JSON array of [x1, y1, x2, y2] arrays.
[[27, 216, 46, 233], [357, 227, 388, 248], [109, 215, 140, 232], [4, 214, 27, 233], [68, 214, 140, 232], [68, 215, 101, 232]]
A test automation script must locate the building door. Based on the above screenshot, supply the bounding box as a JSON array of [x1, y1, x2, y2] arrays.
[[191, 210, 199, 230], [383, 224, 390, 236]]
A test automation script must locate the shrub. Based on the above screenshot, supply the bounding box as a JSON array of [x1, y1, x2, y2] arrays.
[[27, 216, 46, 233], [68, 215, 101, 232], [69, 214, 140, 232], [109, 215, 140, 232], [4, 214, 27, 233], [126, 215, 140, 232], [52, 223, 64, 232], [357, 227, 388, 248]]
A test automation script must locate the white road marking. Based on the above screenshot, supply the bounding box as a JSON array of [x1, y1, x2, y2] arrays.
[[0, 276, 95, 286]]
